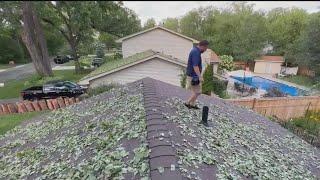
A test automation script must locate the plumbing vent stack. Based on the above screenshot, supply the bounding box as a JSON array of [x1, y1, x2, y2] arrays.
[[201, 106, 209, 127]]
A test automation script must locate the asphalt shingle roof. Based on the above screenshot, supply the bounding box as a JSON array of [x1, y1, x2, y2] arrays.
[[1, 77, 320, 179]]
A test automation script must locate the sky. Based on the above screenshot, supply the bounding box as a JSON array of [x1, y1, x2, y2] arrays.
[[123, 1, 320, 25]]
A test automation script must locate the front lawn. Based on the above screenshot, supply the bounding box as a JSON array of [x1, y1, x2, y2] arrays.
[[0, 70, 90, 99], [0, 64, 24, 70], [61, 56, 93, 67], [0, 111, 44, 135]]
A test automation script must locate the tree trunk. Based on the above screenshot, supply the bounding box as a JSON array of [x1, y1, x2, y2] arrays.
[[21, 2, 53, 77], [69, 36, 80, 74]]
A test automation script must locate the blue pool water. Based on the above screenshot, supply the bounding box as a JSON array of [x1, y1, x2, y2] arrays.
[[231, 76, 305, 96]]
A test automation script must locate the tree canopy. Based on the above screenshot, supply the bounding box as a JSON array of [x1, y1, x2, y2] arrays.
[[143, 18, 156, 29]]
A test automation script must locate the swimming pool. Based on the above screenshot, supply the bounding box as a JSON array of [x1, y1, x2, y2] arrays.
[[230, 76, 305, 96]]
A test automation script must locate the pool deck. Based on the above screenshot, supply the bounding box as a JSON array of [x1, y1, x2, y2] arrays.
[[252, 73, 310, 91]]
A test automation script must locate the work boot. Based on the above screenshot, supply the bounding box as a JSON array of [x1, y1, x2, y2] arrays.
[[190, 104, 200, 109], [184, 102, 192, 109]]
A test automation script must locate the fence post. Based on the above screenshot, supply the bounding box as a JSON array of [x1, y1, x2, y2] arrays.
[[252, 98, 257, 110], [305, 102, 312, 116]]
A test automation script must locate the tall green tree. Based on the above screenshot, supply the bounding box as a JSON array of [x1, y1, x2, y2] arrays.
[[230, 2, 267, 61], [180, 10, 203, 40], [162, 17, 179, 32], [143, 18, 156, 29], [41, 1, 141, 73], [266, 7, 308, 55], [286, 12, 320, 74], [203, 2, 267, 62], [21, 2, 53, 76]]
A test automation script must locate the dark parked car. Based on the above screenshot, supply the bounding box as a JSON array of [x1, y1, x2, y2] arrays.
[[91, 58, 104, 68], [53, 55, 70, 64], [21, 80, 87, 101]]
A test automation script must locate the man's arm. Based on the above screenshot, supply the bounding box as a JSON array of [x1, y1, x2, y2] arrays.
[[193, 66, 203, 82], [191, 52, 203, 81]]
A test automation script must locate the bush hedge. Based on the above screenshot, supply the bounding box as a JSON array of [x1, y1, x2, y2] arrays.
[[202, 64, 228, 98]]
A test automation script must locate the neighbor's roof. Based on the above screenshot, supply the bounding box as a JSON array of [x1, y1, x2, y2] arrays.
[[255, 55, 284, 62], [1, 78, 319, 179], [115, 26, 199, 43], [79, 50, 187, 84], [202, 48, 220, 64]]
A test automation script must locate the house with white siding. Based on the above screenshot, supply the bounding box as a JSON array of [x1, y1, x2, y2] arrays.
[[79, 26, 218, 87], [116, 26, 199, 62]]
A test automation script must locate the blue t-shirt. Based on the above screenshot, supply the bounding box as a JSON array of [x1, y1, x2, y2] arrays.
[[186, 47, 202, 78]]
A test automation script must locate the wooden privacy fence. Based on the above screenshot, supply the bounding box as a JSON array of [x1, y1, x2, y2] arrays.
[[227, 96, 320, 121], [0, 97, 80, 115]]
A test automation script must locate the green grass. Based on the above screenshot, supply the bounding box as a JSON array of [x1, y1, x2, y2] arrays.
[[0, 64, 25, 70], [0, 111, 44, 135], [273, 111, 320, 147], [288, 111, 320, 136], [60, 61, 75, 66], [61, 56, 93, 67], [279, 75, 315, 87], [0, 70, 90, 99]]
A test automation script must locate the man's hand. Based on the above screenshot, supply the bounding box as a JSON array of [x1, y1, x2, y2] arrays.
[[193, 66, 203, 82]]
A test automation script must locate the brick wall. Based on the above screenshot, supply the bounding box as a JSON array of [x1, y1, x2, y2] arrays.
[[0, 97, 80, 115]]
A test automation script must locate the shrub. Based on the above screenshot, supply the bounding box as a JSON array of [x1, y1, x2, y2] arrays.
[[219, 55, 234, 71], [179, 69, 187, 88], [280, 111, 320, 147], [202, 64, 214, 95], [113, 51, 122, 59], [202, 64, 228, 98], [263, 87, 287, 97], [0, 35, 26, 64], [212, 76, 228, 98], [87, 84, 117, 97]]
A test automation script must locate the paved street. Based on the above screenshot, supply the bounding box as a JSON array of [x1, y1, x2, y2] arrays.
[[0, 59, 56, 83]]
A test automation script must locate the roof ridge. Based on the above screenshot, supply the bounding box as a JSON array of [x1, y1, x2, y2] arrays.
[[116, 26, 199, 43], [142, 78, 183, 179]]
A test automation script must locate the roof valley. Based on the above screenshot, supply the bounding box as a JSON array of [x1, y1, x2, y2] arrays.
[[142, 78, 183, 179]]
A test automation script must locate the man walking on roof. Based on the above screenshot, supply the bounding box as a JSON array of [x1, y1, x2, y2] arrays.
[[184, 40, 209, 109]]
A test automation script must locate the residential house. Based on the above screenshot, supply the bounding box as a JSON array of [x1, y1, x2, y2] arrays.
[[79, 50, 187, 87], [79, 26, 219, 87], [2, 77, 320, 179], [201, 48, 221, 74], [115, 26, 199, 62], [254, 56, 284, 75]]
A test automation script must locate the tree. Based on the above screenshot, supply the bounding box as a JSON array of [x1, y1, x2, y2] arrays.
[[0, 2, 55, 76], [90, 2, 141, 37], [202, 2, 267, 62], [180, 10, 203, 40], [41, 1, 141, 73], [286, 12, 320, 74], [98, 33, 117, 51], [266, 7, 308, 55], [95, 42, 105, 58], [162, 18, 179, 32], [202, 64, 214, 95], [143, 18, 156, 29], [0, 22, 26, 64], [40, 1, 94, 73], [21, 2, 53, 76]]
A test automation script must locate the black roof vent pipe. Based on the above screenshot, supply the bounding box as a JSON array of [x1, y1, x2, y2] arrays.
[[201, 106, 209, 127]]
